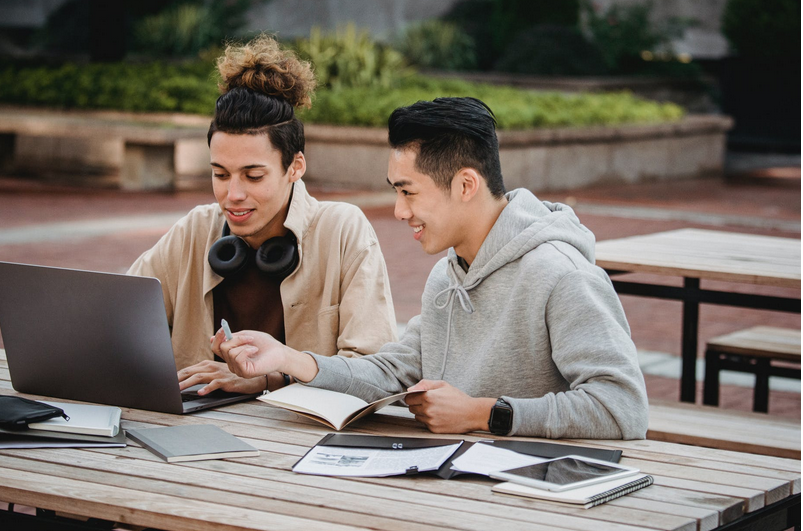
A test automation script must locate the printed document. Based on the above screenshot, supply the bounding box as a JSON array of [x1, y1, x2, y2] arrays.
[[294, 443, 462, 477]]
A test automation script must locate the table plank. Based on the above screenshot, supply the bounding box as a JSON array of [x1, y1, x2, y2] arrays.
[[0, 467, 365, 531], [595, 228, 801, 288]]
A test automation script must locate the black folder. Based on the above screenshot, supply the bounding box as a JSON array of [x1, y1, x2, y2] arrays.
[[304, 433, 623, 479]]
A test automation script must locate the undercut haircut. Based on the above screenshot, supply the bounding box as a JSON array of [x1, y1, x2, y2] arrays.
[[208, 88, 304, 171], [387, 97, 506, 198]]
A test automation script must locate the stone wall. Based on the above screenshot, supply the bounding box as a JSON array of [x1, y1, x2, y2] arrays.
[[303, 115, 733, 191], [7, 109, 731, 192]]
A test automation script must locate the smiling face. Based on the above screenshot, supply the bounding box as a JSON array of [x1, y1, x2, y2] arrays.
[[387, 148, 468, 257], [210, 132, 304, 248]]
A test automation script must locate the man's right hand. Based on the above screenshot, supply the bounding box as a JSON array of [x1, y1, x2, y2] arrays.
[[211, 327, 320, 383]]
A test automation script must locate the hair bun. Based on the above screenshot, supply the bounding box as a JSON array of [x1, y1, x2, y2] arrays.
[[217, 34, 316, 109]]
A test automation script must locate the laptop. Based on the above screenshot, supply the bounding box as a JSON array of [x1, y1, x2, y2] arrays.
[[0, 261, 260, 414]]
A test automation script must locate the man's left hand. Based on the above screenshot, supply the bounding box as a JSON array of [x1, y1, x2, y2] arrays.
[[405, 380, 495, 434]]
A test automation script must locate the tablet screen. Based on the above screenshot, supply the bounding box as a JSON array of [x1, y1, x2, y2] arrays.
[[504, 457, 625, 486]]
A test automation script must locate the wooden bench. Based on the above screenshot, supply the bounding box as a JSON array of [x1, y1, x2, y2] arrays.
[[648, 399, 801, 459], [703, 326, 801, 413], [0, 107, 208, 190]]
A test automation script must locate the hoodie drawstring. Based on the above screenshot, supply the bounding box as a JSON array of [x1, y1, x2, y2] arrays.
[[433, 262, 476, 379]]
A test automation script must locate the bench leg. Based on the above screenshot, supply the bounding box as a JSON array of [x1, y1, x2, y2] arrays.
[[753, 358, 771, 413], [703, 348, 720, 406], [122, 143, 175, 191]]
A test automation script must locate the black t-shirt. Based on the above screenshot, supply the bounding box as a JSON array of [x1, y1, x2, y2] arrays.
[[212, 249, 285, 361]]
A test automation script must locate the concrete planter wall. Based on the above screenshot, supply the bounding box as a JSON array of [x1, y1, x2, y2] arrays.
[[303, 115, 733, 191], [6, 108, 731, 192]]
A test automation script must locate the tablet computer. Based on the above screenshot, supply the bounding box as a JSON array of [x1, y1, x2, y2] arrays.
[[490, 455, 639, 492]]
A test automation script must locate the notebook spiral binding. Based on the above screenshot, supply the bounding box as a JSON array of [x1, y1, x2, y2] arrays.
[[587, 475, 654, 507]]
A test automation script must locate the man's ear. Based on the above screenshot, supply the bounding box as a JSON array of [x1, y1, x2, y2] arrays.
[[453, 168, 481, 203], [288, 152, 306, 182]]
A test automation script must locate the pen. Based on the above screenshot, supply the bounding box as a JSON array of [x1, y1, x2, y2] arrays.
[[221, 319, 233, 341]]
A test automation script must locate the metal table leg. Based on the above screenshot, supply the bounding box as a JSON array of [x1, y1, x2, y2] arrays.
[[680, 278, 700, 403]]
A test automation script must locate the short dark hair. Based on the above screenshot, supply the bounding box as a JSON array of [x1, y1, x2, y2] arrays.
[[207, 87, 304, 172], [387, 97, 505, 198]]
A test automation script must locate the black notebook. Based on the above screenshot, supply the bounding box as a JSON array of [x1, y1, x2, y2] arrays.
[[492, 474, 654, 508]]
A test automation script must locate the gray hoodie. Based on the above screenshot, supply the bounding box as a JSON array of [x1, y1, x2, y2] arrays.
[[308, 188, 649, 439]]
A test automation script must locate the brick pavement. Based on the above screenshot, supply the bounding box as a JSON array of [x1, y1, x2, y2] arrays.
[[0, 172, 799, 419]]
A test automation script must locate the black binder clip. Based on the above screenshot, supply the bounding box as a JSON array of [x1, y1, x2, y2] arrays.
[[405, 466, 419, 475]]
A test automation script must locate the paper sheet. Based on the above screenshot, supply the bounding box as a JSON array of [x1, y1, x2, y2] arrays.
[[293, 443, 462, 477], [449, 442, 547, 476]]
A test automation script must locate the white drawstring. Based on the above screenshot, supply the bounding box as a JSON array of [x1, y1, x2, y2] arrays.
[[433, 260, 476, 379]]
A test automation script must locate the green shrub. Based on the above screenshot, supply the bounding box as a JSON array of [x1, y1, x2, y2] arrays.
[[445, 0, 580, 70], [722, 0, 800, 61], [0, 61, 219, 113], [300, 75, 684, 129], [395, 20, 477, 71], [294, 25, 412, 90], [495, 25, 608, 76], [0, 61, 683, 129], [582, 0, 691, 74]]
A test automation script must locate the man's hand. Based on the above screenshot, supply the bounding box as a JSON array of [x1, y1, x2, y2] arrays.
[[405, 380, 496, 434], [211, 328, 286, 379], [177, 360, 266, 395]]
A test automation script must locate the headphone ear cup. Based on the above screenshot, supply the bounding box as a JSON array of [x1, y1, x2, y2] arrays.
[[255, 237, 299, 280], [208, 235, 251, 278]]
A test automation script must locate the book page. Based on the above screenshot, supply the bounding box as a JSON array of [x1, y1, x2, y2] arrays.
[[293, 443, 462, 477], [259, 384, 369, 429], [344, 389, 424, 425]]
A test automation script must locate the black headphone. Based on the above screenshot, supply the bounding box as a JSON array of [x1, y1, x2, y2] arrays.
[[208, 223, 299, 281]]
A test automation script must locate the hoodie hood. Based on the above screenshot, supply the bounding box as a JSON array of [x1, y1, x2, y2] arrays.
[[447, 188, 596, 287]]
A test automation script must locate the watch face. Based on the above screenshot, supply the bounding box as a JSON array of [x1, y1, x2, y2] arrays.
[[491, 404, 513, 433]]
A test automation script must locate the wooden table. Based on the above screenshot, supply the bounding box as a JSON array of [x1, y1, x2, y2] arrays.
[[0, 352, 800, 531], [595, 228, 801, 403]]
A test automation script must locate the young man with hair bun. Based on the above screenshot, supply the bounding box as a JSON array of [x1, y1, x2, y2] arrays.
[[129, 35, 397, 395]]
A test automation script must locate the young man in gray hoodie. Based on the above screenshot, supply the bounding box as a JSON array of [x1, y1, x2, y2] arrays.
[[215, 97, 649, 439]]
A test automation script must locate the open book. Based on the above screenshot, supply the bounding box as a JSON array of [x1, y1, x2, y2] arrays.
[[258, 384, 423, 431], [492, 474, 654, 508]]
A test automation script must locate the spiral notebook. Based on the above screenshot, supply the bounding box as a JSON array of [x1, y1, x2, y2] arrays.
[[492, 473, 653, 509]]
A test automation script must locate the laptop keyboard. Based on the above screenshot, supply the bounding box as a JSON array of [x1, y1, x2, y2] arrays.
[[181, 389, 245, 401]]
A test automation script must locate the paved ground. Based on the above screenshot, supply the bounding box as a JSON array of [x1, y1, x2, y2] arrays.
[[0, 169, 799, 418]]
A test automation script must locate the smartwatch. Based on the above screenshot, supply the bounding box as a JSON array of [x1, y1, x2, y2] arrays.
[[488, 398, 513, 435]]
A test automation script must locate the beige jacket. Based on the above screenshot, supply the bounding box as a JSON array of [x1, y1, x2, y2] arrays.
[[128, 180, 398, 370]]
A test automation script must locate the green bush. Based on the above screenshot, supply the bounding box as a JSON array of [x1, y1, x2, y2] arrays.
[[132, 0, 257, 58], [582, 0, 691, 74], [294, 25, 412, 90], [0, 61, 683, 129], [495, 25, 608, 76], [445, 0, 580, 70], [300, 75, 684, 129], [0, 61, 219, 113], [722, 0, 800, 61], [395, 20, 477, 71]]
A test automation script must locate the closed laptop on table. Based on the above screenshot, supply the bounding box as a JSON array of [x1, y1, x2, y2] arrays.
[[0, 261, 259, 414]]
